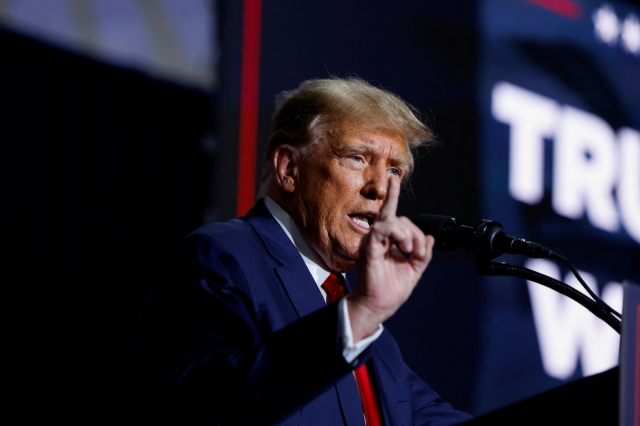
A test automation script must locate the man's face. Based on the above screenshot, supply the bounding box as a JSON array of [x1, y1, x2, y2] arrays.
[[288, 124, 410, 272]]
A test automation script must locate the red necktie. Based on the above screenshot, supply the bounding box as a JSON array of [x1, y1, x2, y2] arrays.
[[322, 273, 382, 426]]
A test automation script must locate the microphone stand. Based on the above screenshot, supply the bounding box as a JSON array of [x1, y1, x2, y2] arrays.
[[412, 214, 623, 333], [425, 217, 625, 425]]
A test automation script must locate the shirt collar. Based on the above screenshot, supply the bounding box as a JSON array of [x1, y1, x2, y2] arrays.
[[263, 196, 332, 287]]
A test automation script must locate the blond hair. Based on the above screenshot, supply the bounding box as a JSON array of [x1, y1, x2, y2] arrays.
[[257, 77, 434, 198]]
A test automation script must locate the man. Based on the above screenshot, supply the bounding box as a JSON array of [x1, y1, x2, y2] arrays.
[[124, 77, 471, 425]]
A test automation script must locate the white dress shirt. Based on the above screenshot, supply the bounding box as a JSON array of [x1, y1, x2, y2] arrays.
[[264, 196, 383, 364]]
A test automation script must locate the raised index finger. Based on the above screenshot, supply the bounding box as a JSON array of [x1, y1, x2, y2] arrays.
[[379, 175, 400, 221]]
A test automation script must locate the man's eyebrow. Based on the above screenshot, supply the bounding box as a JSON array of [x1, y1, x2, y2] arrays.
[[335, 144, 373, 156], [389, 156, 410, 172]]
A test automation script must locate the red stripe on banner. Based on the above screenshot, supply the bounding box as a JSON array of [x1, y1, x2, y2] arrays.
[[237, 0, 262, 217], [525, 0, 582, 19], [635, 303, 640, 426]]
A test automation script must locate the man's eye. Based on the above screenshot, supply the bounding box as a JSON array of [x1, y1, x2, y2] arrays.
[[350, 156, 365, 163], [389, 168, 400, 176]]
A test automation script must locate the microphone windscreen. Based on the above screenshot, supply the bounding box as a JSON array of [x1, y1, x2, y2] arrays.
[[411, 214, 455, 240]]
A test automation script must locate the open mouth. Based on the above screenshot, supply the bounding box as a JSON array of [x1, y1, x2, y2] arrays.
[[348, 214, 375, 229]]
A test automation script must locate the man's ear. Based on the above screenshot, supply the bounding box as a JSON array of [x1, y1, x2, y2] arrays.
[[272, 144, 299, 194]]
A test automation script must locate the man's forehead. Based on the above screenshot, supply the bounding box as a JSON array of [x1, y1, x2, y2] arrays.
[[337, 125, 411, 164]]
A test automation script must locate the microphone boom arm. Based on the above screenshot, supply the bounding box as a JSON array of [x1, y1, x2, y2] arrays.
[[476, 260, 621, 333], [411, 214, 622, 334]]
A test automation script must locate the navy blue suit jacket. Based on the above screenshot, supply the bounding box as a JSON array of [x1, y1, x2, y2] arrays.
[[124, 200, 471, 425]]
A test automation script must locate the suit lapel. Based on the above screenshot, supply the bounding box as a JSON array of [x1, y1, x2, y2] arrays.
[[367, 333, 409, 426], [335, 376, 366, 426], [274, 262, 326, 318], [369, 348, 395, 426], [244, 201, 366, 425], [243, 200, 326, 318]]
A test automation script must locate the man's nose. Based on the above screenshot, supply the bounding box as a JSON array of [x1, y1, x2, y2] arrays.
[[361, 164, 388, 200]]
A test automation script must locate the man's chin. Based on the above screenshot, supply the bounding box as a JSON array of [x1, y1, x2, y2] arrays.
[[324, 250, 359, 273]]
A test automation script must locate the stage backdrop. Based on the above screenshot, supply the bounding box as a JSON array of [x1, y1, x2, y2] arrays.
[[474, 0, 640, 413]]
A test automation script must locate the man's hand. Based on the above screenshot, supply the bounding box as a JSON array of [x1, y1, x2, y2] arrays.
[[346, 176, 434, 342]]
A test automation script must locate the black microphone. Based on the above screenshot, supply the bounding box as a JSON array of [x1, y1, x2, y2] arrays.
[[411, 214, 553, 259]]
